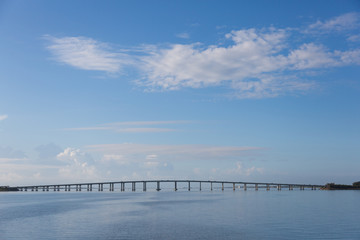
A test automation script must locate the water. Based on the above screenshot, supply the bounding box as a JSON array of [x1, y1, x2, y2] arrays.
[[0, 190, 359, 239]]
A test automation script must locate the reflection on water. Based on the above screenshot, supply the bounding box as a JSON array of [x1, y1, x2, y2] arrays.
[[0, 190, 359, 239]]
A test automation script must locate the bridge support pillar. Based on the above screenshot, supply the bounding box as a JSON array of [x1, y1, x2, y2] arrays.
[[132, 182, 136, 192], [156, 181, 161, 191], [255, 184, 258, 191], [278, 185, 281, 191], [233, 183, 235, 191], [174, 181, 178, 191], [79, 185, 81, 191], [188, 181, 191, 191], [222, 182, 224, 191], [121, 183, 125, 192], [266, 184, 270, 191], [211, 182, 213, 191], [200, 182, 202, 191], [244, 184, 247, 191], [143, 182, 146, 191]]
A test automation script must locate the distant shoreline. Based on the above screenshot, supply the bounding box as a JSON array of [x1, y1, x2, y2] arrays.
[[322, 182, 360, 190], [0, 187, 19, 192]]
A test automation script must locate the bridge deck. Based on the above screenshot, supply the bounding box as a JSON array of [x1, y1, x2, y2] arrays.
[[15, 180, 324, 192]]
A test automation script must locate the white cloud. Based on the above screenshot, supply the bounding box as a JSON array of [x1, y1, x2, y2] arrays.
[[45, 36, 130, 73], [138, 27, 357, 98], [176, 32, 190, 39], [288, 43, 339, 69], [144, 161, 159, 167], [102, 154, 124, 161], [245, 166, 264, 176], [227, 162, 264, 176], [347, 34, 360, 42], [45, 13, 360, 99], [336, 49, 360, 65], [146, 154, 158, 160], [0, 114, 8, 121], [307, 12, 360, 33], [57, 148, 99, 181], [115, 128, 176, 133], [101, 154, 130, 166]]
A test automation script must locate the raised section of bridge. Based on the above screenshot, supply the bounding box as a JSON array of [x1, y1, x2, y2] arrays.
[[15, 180, 324, 192]]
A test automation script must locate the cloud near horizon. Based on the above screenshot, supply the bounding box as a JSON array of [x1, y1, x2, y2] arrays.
[[85, 143, 263, 163], [0, 114, 8, 121], [63, 120, 190, 133], [45, 13, 360, 98]]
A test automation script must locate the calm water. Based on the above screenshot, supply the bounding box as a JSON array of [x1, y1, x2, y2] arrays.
[[0, 189, 359, 239]]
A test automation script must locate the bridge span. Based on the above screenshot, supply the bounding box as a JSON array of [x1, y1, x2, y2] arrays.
[[15, 180, 324, 192]]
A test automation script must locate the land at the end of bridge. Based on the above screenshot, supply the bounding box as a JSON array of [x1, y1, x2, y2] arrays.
[[322, 181, 360, 190], [0, 186, 19, 192]]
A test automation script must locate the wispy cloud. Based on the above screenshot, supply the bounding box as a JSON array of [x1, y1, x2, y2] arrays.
[[0, 158, 27, 163], [85, 143, 262, 162], [307, 12, 360, 33], [64, 120, 190, 133], [45, 13, 360, 99], [0, 114, 8, 121], [176, 32, 190, 39], [45, 35, 131, 73], [348, 34, 360, 42]]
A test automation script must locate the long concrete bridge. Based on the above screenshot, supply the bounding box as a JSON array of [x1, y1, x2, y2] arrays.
[[15, 180, 324, 192]]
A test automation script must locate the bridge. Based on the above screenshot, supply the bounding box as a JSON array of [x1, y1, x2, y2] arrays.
[[15, 180, 324, 192]]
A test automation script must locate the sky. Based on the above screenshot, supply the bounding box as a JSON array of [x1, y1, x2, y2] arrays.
[[1, 0, 359, 186]]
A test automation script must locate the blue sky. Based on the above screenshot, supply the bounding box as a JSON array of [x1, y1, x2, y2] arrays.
[[1, 0, 359, 186]]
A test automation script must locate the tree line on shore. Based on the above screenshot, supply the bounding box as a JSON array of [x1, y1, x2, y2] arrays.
[[323, 181, 360, 190]]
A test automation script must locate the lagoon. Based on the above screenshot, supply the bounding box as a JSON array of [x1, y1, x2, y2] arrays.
[[0, 190, 359, 239]]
